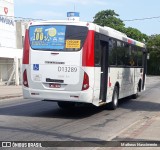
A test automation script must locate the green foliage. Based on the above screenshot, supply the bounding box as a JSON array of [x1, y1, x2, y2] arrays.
[[147, 35, 160, 75], [147, 35, 160, 58], [125, 27, 148, 42], [147, 34, 160, 48], [93, 9, 147, 42], [93, 10, 125, 31]]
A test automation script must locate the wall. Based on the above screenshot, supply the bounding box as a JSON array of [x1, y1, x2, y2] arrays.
[[0, 0, 16, 49], [0, 0, 22, 84]]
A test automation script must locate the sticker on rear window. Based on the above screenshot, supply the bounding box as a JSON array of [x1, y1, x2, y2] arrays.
[[65, 40, 81, 49], [29, 26, 66, 50]]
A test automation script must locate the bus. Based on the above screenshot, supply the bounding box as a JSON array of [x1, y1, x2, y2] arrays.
[[22, 20, 147, 110]]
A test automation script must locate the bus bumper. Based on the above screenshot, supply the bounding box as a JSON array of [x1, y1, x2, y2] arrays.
[[23, 87, 94, 104]]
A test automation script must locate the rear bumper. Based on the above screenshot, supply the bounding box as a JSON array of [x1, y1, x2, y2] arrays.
[[23, 87, 94, 104]]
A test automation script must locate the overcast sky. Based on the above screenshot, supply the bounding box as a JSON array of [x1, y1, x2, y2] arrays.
[[14, 0, 160, 35]]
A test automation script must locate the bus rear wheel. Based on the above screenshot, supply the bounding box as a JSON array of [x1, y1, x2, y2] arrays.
[[57, 101, 75, 110], [108, 86, 119, 110], [132, 85, 139, 99]]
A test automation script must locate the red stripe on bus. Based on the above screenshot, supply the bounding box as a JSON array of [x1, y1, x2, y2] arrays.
[[23, 29, 30, 64], [128, 39, 132, 44], [109, 76, 112, 87], [82, 30, 95, 67]]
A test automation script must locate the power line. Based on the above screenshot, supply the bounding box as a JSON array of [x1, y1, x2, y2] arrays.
[[0, 14, 44, 21], [15, 16, 45, 21], [123, 16, 160, 22], [15, 15, 160, 22], [1, 14, 160, 22]]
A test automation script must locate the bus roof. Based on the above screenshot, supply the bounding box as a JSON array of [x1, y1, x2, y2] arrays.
[[29, 20, 146, 48]]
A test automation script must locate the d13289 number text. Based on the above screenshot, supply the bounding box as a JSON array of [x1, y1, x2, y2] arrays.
[[58, 66, 77, 72]]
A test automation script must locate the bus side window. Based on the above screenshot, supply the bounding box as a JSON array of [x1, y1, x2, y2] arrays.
[[131, 46, 137, 66], [123, 44, 129, 66], [117, 41, 125, 66], [109, 39, 117, 66], [137, 48, 143, 66], [126, 46, 137, 67], [125, 45, 137, 67]]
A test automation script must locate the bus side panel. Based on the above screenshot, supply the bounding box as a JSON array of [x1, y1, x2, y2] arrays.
[[92, 67, 101, 106], [107, 68, 135, 100], [108, 67, 143, 100], [93, 66, 144, 106], [134, 67, 143, 92]]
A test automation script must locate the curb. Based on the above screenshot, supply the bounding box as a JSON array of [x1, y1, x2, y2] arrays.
[[0, 94, 23, 100]]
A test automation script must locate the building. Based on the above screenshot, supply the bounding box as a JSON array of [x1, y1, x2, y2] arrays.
[[0, 0, 23, 85]]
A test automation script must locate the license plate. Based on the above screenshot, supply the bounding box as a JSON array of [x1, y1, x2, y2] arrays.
[[49, 83, 61, 88]]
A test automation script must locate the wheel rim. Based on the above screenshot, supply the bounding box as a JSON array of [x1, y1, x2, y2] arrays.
[[114, 92, 118, 106]]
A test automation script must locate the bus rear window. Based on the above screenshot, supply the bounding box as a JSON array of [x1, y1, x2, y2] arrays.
[[29, 25, 88, 51]]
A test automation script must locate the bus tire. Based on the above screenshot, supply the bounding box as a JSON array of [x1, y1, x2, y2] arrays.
[[132, 85, 139, 99], [108, 86, 119, 110], [57, 102, 75, 110]]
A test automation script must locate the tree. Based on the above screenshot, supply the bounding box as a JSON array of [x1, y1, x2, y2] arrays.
[[125, 27, 148, 42], [147, 34, 160, 60], [147, 34, 160, 75], [93, 10, 125, 32], [93, 9, 147, 42]]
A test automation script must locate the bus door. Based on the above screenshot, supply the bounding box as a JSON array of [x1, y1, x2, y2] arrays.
[[142, 50, 147, 90], [99, 39, 109, 102]]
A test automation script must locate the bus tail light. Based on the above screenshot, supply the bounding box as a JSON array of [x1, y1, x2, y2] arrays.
[[82, 72, 89, 90], [23, 69, 29, 87], [23, 29, 30, 64]]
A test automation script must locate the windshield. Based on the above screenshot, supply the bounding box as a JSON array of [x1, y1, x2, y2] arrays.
[[29, 25, 88, 51]]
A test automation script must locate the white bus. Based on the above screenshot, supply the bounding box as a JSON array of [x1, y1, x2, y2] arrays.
[[22, 20, 147, 110]]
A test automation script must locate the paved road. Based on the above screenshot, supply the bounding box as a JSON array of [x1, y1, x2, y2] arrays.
[[0, 76, 160, 149]]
